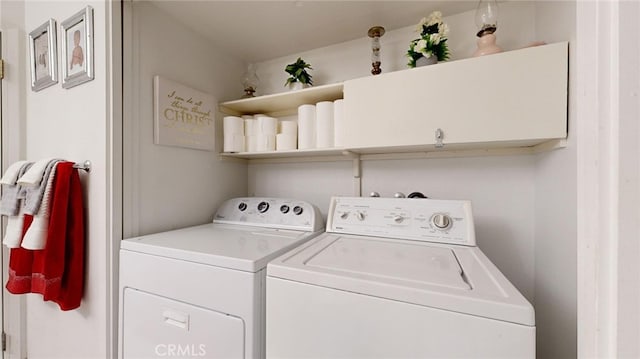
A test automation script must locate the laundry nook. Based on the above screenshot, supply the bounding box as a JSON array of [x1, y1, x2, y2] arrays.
[[0, 1, 638, 359]]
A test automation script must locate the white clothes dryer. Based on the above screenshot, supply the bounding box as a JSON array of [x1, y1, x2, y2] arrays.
[[119, 197, 323, 359], [267, 196, 535, 358]]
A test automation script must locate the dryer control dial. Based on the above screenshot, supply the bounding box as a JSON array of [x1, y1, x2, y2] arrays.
[[355, 211, 366, 221], [257, 201, 270, 213], [431, 213, 452, 230], [213, 197, 323, 232], [393, 215, 405, 224]]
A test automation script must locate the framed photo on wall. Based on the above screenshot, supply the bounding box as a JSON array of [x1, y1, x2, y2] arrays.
[[60, 6, 94, 89], [29, 19, 58, 92]]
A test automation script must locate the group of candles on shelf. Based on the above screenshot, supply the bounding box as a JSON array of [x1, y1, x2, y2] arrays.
[[223, 99, 344, 153]]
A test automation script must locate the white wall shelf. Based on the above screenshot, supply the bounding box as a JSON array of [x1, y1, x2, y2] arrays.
[[219, 148, 351, 161], [219, 139, 567, 163], [219, 83, 343, 117]]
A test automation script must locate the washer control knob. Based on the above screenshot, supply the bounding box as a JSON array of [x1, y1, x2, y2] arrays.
[[257, 201, 270, 213], [238, 202, 248, 211], [340, 212, 349, 220], [356, 211, 366, 221], [394, 192, 406, 198], [431, 214, 452, 229], [293, 206, 304, 215], [280, 205, 290, 214], [369, 192, 381, 197], [393, 215, 404, 224]]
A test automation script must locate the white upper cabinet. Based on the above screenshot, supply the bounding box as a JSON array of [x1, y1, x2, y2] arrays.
[[341, 42, 568, 152]]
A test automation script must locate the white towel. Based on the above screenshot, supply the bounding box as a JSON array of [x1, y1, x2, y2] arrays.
[[3, 210, 25, 248], [0, 161, 30, 185], [23, 159, 59, 215], [1, 161, 33, 248], [21, 163, 58, 250], [0, 162, 32, 216], [17, 158, 55, 186]]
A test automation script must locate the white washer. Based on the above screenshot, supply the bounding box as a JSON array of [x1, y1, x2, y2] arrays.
[[267, 196, 535, 358], [118, 197, 323, 359]]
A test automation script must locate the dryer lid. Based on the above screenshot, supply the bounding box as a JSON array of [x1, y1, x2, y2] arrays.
[[268, 233, 535, 326], [121, 223, 320, 272]]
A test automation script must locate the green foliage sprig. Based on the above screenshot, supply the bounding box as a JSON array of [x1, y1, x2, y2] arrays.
[[285, 57, 313, 86]]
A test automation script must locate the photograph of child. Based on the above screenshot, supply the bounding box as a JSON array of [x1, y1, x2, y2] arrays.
[[67, 22, 85, 76]]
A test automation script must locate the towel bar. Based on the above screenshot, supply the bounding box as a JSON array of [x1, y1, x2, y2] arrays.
[[72, 160, 91, 172]]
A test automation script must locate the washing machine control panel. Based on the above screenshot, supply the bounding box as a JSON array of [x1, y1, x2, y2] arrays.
[[213, 197, 324, 232], [327, 197, 475, 246]]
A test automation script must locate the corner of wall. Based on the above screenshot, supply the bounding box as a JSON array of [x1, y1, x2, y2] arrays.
[[532, 1, 578, 358]]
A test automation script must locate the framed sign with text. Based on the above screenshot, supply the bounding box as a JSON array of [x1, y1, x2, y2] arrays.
[[153, 76, 217, 151]]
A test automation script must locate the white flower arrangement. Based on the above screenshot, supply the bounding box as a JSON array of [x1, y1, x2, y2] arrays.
[[407, 11, 450, 67]]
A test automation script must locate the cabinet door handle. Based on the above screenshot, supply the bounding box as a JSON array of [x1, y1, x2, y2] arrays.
[[435, 128, 444, 148], [162, 309, 189, 330]]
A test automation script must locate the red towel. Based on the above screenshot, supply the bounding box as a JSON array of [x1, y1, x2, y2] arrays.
[[5, 215, 35, 294], [5, 161, 85, 311]]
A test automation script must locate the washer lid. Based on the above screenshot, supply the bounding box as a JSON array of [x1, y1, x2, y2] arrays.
[[307, 237, 470, 290], [268, 233, 535, 326], [121, 223, 319, 272]]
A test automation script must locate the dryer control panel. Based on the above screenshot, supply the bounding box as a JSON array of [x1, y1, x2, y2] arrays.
[[327, 196, 475, 246], [214, 197, 324, 232]]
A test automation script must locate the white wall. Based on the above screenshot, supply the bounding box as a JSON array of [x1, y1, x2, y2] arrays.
[[123, 2, 247, 238], [18, 1, 112, 358], [254, 2, 535, 96], [616, 2, 640, 356], [248, 160, 354, 219], [533, 1, 577, 358]]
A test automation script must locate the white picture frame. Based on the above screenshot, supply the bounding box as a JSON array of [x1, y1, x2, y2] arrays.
[[60, 6, 94, 89], [29, 19, 58, 92], [153, 76, 217, 151]]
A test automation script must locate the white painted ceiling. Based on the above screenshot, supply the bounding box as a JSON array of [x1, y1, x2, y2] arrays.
[[148, 1, 479, 63]]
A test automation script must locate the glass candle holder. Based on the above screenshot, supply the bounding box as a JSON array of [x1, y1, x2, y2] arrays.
[[241, 63, 259, 98], [473, 0, 502, 57], [368, 26, 385, 75]]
